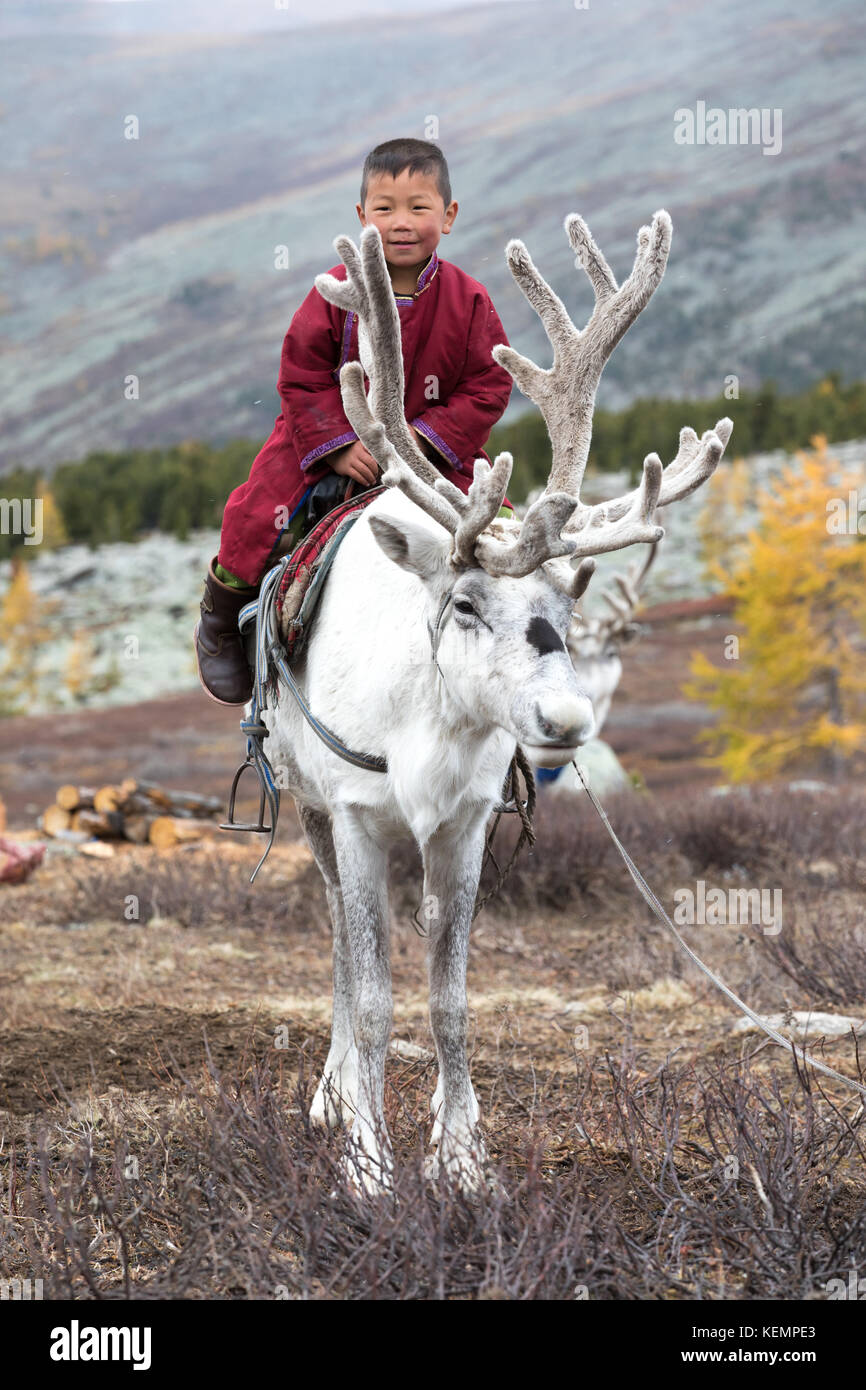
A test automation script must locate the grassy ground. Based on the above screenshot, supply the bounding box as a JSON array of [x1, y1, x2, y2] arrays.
[[1, 784, 864, 1299]]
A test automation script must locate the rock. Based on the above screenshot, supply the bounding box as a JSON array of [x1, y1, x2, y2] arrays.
[[389, 1039, 433, 1062], [806, 859, 839, 885], [732, 1011, 865, 1040]]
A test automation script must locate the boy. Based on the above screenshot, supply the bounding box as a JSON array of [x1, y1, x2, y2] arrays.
[[195, 138, 515, 704]]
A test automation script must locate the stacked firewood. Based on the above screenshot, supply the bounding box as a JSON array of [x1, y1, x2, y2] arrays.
[[38, 779, 225, 848]]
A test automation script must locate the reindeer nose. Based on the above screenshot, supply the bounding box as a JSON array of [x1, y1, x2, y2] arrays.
[[534, 694, 595, 746]]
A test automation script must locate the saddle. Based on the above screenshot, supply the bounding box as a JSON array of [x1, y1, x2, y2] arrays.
[[226, 481, 387, 876], [239, 481, 386, 670]]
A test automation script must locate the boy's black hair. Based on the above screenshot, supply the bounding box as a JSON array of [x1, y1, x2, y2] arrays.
[[360, 138, 451, 209]]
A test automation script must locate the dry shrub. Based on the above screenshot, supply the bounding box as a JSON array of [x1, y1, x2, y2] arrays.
[[17, 851, 329, 934], [2, 1040, 863, 1300], [760, 906, 866, 1010]]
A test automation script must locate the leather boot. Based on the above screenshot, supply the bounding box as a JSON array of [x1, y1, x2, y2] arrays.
[[194, 558, 258, 705]]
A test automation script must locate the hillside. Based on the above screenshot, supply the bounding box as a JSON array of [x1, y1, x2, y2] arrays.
[[1, 0, 865, 472]]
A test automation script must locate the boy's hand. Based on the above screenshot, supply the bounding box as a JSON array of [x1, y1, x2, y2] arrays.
[[331, 428, 435, 487], [330, 439, 379, 487]]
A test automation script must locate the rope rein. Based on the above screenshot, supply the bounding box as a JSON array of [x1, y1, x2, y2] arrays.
[[473, 745, 537, 922], [572, 759, 866, 1101]]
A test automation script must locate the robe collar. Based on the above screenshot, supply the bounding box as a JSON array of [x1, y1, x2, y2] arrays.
[[331, 249, 440, 382], [393, 248, 439, 302]]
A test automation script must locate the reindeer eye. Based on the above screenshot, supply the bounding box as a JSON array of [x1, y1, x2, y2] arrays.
[[454, 599, 476, 617]]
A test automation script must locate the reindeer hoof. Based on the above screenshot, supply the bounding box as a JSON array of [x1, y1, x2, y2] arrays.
[[340, 1143, 394, 1200], [310, 1075, 356, 1130], [424, 1136, 494, 1197]]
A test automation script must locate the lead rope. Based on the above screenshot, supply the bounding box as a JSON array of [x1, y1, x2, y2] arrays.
[[473, 745, 537, 922], [572, 758, 866, 1101]]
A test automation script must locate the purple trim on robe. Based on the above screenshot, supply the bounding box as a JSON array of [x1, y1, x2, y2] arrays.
[[394, 250, 440, 303], [411, 417, 463, 472], [331, 310, 356, 383], [415, 249, 439, 295], [300, 430, 357, 471]]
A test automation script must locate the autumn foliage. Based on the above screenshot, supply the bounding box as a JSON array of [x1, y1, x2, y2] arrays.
[[686, 438, 866, 782]]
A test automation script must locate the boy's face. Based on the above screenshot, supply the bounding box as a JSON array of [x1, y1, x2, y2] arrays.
[[357, 169, 457, 274]]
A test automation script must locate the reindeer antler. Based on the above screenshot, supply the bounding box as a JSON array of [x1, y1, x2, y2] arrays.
[[315, 232, 441, 485], [493, 213, 671, 500], [479, 214, 734, 587], [314, 216, 731, 591], [593, 530, 660, 635], [566, 529, 661, 675]]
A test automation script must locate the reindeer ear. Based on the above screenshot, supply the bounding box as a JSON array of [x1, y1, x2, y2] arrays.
[[369, 515, 447, 581]]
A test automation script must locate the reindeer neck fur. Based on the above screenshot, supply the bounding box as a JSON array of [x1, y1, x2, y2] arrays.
[[267, 489, 516, 845]]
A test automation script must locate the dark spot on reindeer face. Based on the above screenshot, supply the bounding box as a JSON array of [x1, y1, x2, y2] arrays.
[[526, 615, 565, 656]]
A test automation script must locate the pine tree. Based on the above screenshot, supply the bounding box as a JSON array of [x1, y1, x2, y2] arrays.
[[685, 438, 866, 782]]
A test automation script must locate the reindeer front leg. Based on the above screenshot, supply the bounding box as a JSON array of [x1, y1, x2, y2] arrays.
[[297, 806, 358, 1130], [422, 806, 490, 1191], [331, 807, 393, 1195]]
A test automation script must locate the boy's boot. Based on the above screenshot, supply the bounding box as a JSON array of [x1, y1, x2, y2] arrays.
[[194, 558, 258, 705]]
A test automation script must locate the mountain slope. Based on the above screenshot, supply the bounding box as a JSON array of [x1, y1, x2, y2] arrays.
[[1, 0, 864, 472]]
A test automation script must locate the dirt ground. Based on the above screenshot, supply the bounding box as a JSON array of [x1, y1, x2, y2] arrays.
[[0, 836, 740, 1115], [1, 601, 864, 1298], [0, 596, 739, 1122]]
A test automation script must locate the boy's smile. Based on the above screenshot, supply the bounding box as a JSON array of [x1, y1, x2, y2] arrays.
[[357, 168, 458, 294]]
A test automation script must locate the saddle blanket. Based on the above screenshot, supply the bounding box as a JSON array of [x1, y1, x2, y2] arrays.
[[273, 483, 386, 659]]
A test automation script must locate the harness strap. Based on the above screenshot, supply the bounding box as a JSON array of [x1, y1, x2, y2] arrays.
[[259, 544, 387, 775], [272, 651, 387, 774], [225, 547, 388, 883], [428, 591, 454, 678], [572, 759, 866, 1100]]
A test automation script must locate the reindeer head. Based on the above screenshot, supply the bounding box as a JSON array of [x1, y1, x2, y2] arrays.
[[566, 536, 659, 735], [315, 217, 731, 766]]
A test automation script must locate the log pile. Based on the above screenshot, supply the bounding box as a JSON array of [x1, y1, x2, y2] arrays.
[[38, 780, 225, 849]]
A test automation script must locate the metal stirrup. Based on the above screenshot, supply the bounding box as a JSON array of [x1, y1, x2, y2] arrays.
[[219, 559, 290, 882]]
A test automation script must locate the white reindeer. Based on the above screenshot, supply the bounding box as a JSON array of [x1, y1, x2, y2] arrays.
[[567, 536, 659, 735], [262, 212, 732, 1193], [534, 540, 660, 795]]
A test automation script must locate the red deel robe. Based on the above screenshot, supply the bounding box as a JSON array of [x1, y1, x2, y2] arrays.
[[218, 248, 515, 585]]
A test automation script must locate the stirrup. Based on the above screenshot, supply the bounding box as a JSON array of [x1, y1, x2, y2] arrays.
[[220, 740, 280, 884], [220, 756, 274, 835]]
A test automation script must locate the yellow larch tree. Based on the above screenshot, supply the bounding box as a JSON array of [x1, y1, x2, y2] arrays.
[[0, 558, 58, 714], [697, 452, 751, 585], [685, 437, 866, 782], [35, 479, 69, 550], [64, 629, 121, 703]]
